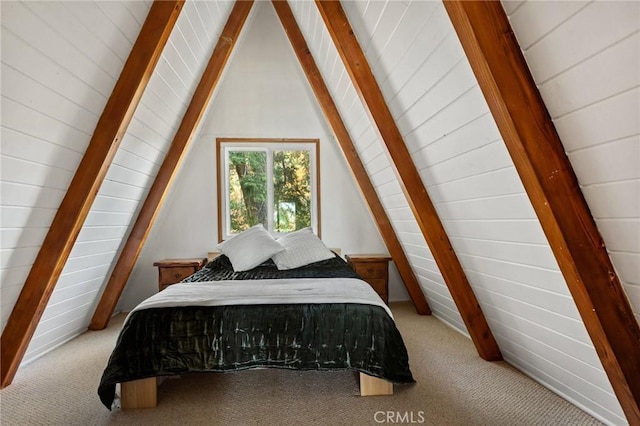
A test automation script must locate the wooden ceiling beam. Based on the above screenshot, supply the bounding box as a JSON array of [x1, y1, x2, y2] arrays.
[[443, 1, 640, 422], [0, 0, 184, 388], [315, 0, 501, 361], [89, 0, 255, 330], [272, 0, 430, 315]]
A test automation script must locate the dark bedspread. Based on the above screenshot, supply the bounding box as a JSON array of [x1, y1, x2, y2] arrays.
[[98, 254, 415, 409], [183, 252, 361, 282]]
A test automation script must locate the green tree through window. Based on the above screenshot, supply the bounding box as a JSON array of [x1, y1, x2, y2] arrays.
[[219, 139, 318, 240], [273, 150, 311, 232]]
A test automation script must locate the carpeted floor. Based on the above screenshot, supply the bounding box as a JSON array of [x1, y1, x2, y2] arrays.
[[0, 302, 602, 425]]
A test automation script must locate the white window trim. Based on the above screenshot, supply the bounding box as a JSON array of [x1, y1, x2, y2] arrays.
[[217, 138, 320, 242]]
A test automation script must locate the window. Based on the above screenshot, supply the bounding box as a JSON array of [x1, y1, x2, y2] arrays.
[[217, 138, 320, 241]]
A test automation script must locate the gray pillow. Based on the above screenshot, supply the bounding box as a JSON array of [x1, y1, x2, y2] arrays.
[[272, 227, 334, 270]]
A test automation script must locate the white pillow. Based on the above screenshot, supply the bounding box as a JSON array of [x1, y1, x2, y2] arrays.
[[217, 224, 284, 271], [272, 227, 335, 270]]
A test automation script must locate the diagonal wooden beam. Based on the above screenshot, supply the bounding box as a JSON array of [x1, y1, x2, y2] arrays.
[[315, 0, 501, 361], [0, 0, 184, 388], [271, 0, 430, 315], [443, 1, 640, 422], [89, 0, 255, 331]]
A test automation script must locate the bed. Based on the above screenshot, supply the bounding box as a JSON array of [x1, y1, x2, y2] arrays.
[[98, 227, 415, 410]]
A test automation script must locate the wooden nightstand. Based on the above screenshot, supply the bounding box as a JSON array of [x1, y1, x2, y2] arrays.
[[153, 258, 207, 291], [346, 254, 392, 304]]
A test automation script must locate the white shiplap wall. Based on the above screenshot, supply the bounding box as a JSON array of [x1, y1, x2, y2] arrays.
[[288, 1, 627, 424], [0, 0, 235, 363], [504, 0, 640, 327], [0, 0, 149, 359]]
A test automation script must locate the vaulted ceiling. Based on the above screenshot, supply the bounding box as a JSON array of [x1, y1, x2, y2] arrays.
[[1, 1, 638, 424]]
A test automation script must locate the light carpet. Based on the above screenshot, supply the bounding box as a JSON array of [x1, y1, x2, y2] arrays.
[[0, 302, 602, 425]]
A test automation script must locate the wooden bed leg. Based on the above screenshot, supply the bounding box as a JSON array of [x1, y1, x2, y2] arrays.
[[121, 377, 157, 409], [359, 373, 393, 396]]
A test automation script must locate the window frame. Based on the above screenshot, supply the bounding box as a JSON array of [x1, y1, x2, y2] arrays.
[[216, 137, 321, 242]]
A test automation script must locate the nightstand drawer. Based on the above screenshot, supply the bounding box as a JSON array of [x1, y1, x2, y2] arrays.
[[346, 254, 391, 305], [154, 258, 207, 291], [353, 262, 387, 279], [159, 266, 196, 286]]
